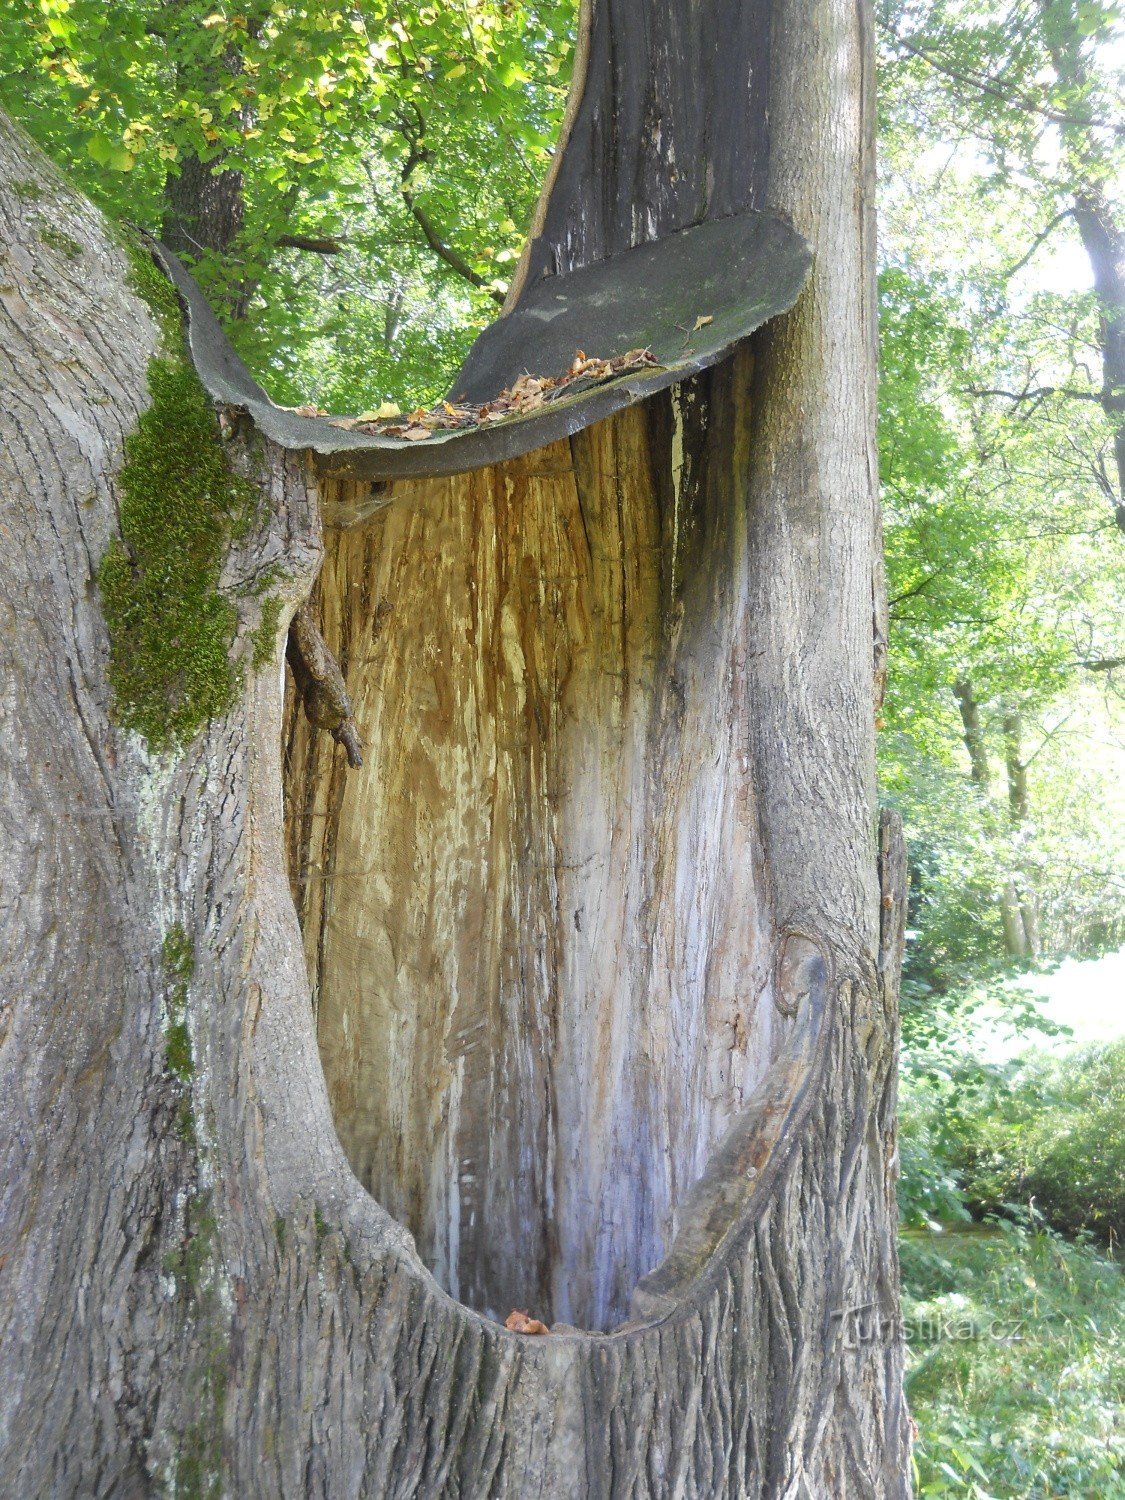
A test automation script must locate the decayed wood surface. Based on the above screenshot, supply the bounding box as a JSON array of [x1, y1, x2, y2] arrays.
[[286, 390, 781, 1332], [0, 0, 913, 1481]]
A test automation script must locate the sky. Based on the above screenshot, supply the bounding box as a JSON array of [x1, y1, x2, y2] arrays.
[[974, 946, 1125, 1061]]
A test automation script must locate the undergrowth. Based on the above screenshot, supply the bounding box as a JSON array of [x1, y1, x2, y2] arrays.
[[903, 1220, 1125, 1496]]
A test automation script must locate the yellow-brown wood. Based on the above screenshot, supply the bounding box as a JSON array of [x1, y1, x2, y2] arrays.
[[285, 387, 784, 1328]]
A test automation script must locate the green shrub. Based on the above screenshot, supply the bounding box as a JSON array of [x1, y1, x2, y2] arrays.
[[960, 1042, 1125, 1247], [902, 1222, 1125, 1496]]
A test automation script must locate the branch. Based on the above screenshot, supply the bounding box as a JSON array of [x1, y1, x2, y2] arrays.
[[1076, 656, 1125, 673], [1020, 713, 1074, 768], [395, 105, 506, 305], [888, 566, 951, 607], [401, 190, 506, 304], [286, 603, 363, 768], [881, 26, 1125, 136], [1002, 210, 1074, 280], [276, 233, 344, 255], [966, 383, 1107, 405]]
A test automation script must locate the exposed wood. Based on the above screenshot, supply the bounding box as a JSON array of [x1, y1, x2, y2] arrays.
[[286, 385, 783, 1331]]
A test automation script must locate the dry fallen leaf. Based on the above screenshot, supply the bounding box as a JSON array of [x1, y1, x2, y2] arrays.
[[692, 314, 714, 332], [504, 1310, 550, 1335], [332, 346, 661, 442], [292, 403, 326, 418]]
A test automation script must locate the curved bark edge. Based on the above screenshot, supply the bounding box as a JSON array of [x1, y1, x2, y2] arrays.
[[148, 215, 811, 486]]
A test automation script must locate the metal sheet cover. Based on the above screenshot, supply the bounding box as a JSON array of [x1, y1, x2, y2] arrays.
[[154, 209, 811, 481]]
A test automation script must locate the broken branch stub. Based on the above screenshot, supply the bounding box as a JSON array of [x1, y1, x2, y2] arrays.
[[286, 602, 362, 768]]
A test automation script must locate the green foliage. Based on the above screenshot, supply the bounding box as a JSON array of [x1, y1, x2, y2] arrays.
[[0, 1, 577, 407], [98, 242, 259, 751], [877, 166, 1125, 991], [958, 1042, 1125, 1246], [875, 0, 1125, 995], [882, 748, 1007, 1001], [899, 986, 1125, 1246], [903, 1223, 1125, 1496], [896, 982, 1060, 1229]]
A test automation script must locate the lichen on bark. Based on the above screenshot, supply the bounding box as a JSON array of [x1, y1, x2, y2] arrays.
[[97, 237, 259, 752]]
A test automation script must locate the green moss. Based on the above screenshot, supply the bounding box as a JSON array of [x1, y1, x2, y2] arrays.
[[162, 923, 195, 1082], [97, 257, 260, 750], [274, 1215, 286, 1252], [175, 1097, 197, 1145], [37, 220, 82, 259], [119, 232, 183, 348], [165, 1018, 193, 1082], [162, 1197, 226, 1500], [314, 1206, 329, 1246], [250, 593, 283, 669], [12, 179, 44, 202], [163, 1203, 218, 1293], [162, 923, 195, 981]]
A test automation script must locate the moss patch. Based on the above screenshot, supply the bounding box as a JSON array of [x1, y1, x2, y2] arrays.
[[250, 593, 283, 669], [12, 178, 45, 202], [162, 923, 195, 1082], [98, 238, 258, 751], [120, 234, 183, 347], [37, 220, 82, 259], [162, 1194, 227, 1499]]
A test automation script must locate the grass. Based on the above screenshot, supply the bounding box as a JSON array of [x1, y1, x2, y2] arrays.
[[903, 1222, 1125, 1497]]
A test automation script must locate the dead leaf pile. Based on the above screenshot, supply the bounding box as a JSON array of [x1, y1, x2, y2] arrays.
[[504, 1309, 550, 1335], [319, 346, 660, 442]]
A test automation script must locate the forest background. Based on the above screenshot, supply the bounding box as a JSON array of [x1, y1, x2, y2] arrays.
[[1, 0, 1123, 1491]]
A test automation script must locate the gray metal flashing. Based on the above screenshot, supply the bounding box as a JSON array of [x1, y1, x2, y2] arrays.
[[153, 209, 811, 482]]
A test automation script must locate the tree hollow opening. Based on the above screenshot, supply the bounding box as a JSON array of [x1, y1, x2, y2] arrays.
[[283, 378, 797, 1331]]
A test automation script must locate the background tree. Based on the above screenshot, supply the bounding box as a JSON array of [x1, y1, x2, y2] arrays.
[[876, 0, 1125, 997], [0, 0, 574, 402]]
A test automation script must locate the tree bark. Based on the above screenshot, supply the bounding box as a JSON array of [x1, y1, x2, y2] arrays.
[[1034, 0, 1125, 528], [1002, 710, 1040, 960], [953, 678, 1040, 960], [953, 678, 991, 790], [0, 0, 911, 1488]]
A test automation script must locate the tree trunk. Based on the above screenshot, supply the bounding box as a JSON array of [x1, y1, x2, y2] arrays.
[[0, 0, 911, 1489], [953, 677, 1038, 960], [1034, 0, 1125, 528], [1002, 710, 1040, 960], [952, 678, 991, 791]]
